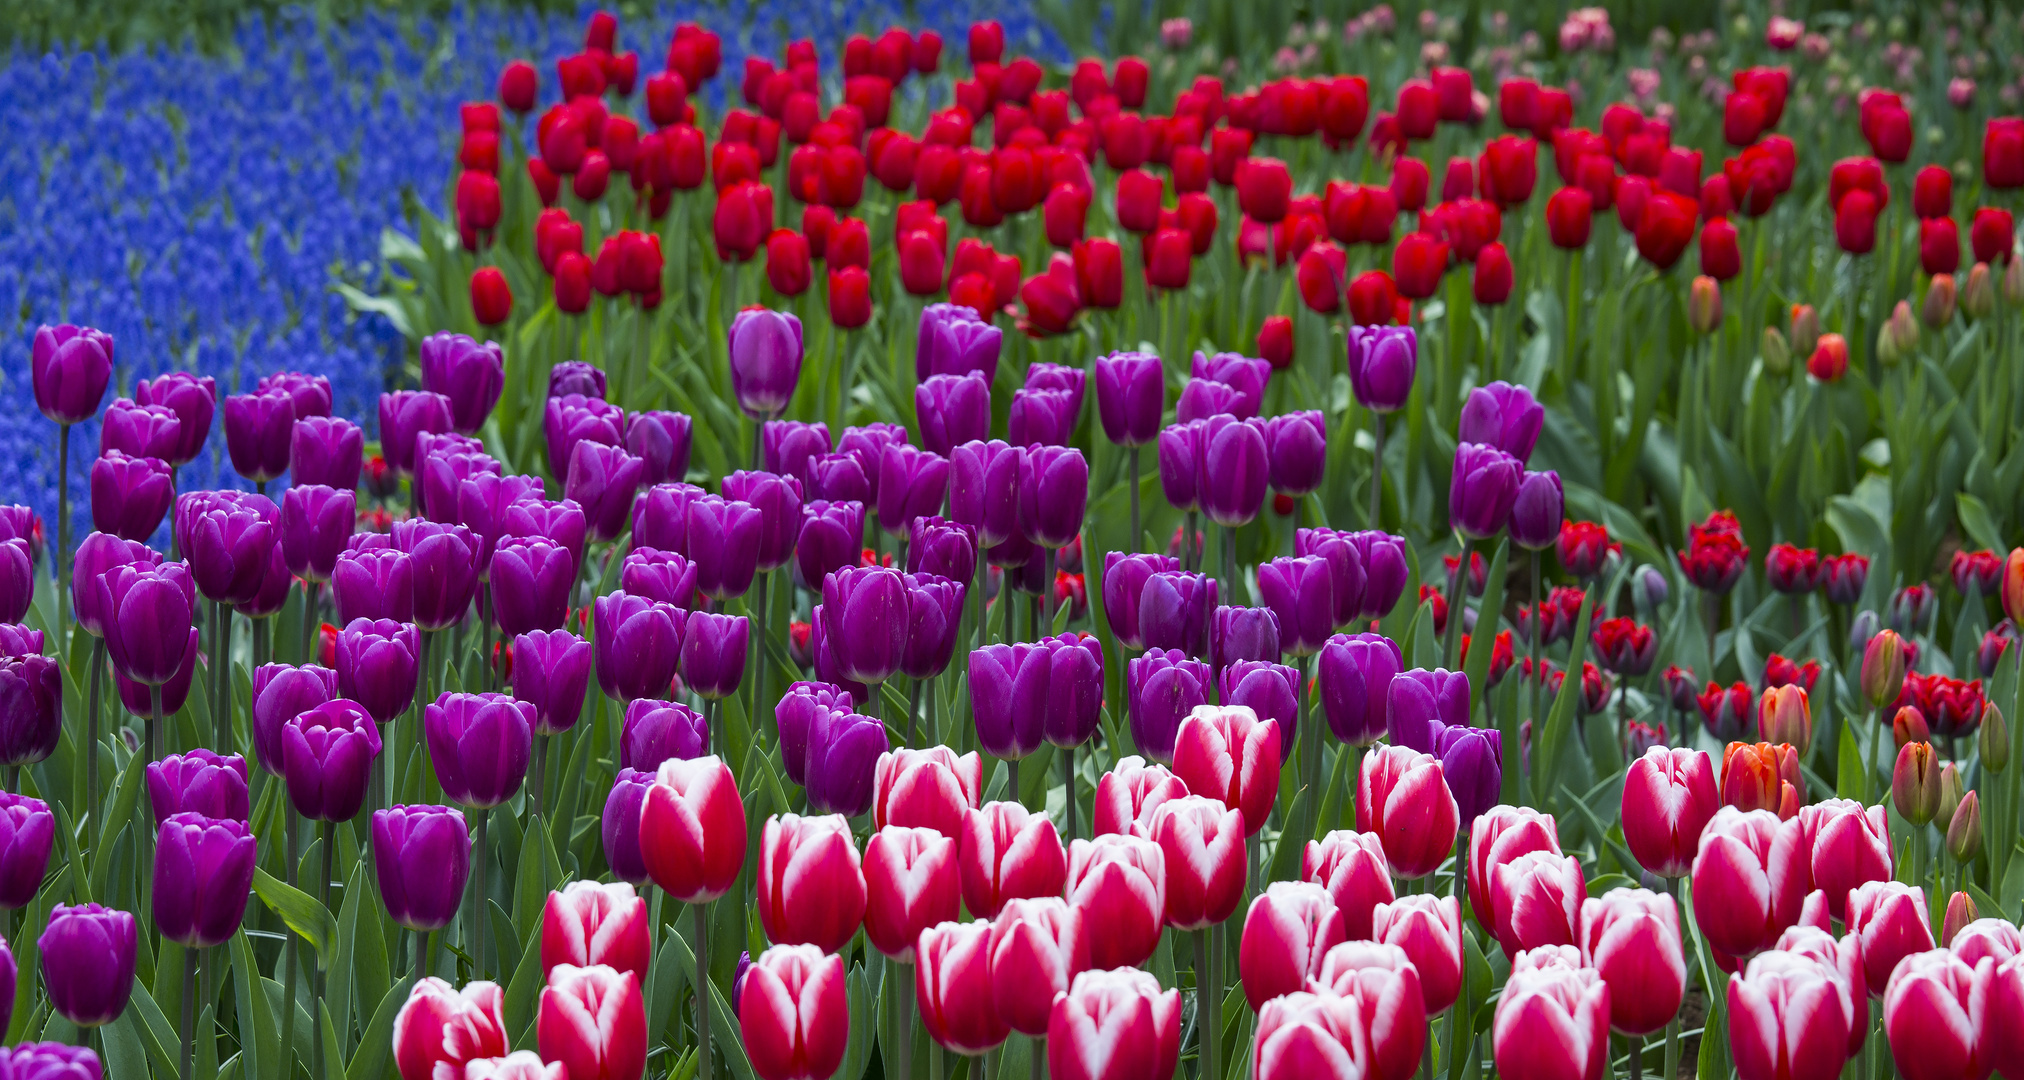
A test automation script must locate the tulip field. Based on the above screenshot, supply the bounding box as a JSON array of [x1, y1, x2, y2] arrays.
[[25, 0, 2024, 1078]]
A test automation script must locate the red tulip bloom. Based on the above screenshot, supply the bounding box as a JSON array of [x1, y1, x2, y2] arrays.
[[1073, 239, 1123, 309], [1724, 147, 1782, 217], [1392, 232, 1448, 300], [1987, 118, 2024, 189], [1634, 191, 1698, 270], [828, 267, 871, 329], [1836, 190, 1880, 255], [1499, 78, 1539, 131], [1828, 157, 1888, 213], [1391, 156, 1430, 213], [1020, 268, 1081, 337], [714, 181, 773, 261], [1973, 207, 2015, 264], [1922, 218, 1962, 276], [1473, 242, 1513, 305], [1862, 95, 1912, 163], [1700, 220, 1741, 281], [1395, 79, 1437, 140], [1348, 270, 1399, 326], [1699, 174, 1734, 221], [1209, 127, 1252, 186], [1296, 242, 1348, 313], [1257, 316, 1293, 370], [470, 268, 512, 326], [1546, 187, 1592, 249], [498, 60, 538, 114], [1440, 157, 1474, 203], [1320, 76, 1370, 143], [1615, 174, 1651, 232], [527, 157, 559, 207], [1808, 333, 1849, 382], [1914, 165, 1953, 219], [1237, 157, 1292, 224], [1144, 229, 1192, 291], [1724, 90, 1766, 147], [1044, 184, 1089, 248], [899, 230, 946, 296], [1116, 169, 1163, 235], [1479, 135, 1537, 206], [766, 229, 811, 296]]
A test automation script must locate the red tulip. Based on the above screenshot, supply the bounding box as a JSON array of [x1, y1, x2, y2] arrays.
[[1047, 968, 1182, 1080], [1473, 242, 1513, 304], [755, 813, 866, 955], [1862, 96, 1913, 163], [1793, 799, 1891, 923], [714, 181, 773, 261], [1490, 850, 1585, 960], [1373, 894, 1462, 1015], [1913, 165, 1953, 219], [541, 881, 650, 988], [1882, 949, 1992, 1080], [1252, 991, 1361, 1080], [1149, 794, 1245, 931], [1257, 315, 1293, 370], [1210, 127, 1252, 186], [1836, 190, 1880, 255], [1988, 118, 2024, 189], [1621, 746, 1718, 878], [1546, 187, 1592, 248], [1237, 158, 1292, 224], [863, 824, 960, 961], [498, 60, 538, 114], [1390, 156, 1430, 213], [639, 756, 745, 904], [765, 229, 812, 296], [1493, 962, 1610, 1080], [1480, 136, 1537, 206], [1093, 756, 1189, 838], [1973, 207, 2015, 264], [916, 919, 1010, 1055], [1357, 744, 1458, 880], [1391, 231, 1448, 300], [1395, 80, 1437, 140], [1700, 220, 1740, 281], [1296, 241, 1347, 313], [1172, 704, 1280, 838], [1300, 830, 1392, 941], [895, 229, 945, 297], [1313, 942, 1425, 1080], [394, 978, 508, 1080], [1847, 880, 1935, 997], [1348, 270, 1399, 326], [1580, 888, 1684, 1035], [1615, 173, 1651, 232], [1239, 881, 1347, 1010], [1441, 157, 1474, 202], [572, 150, 611, 200], [1725, 90, 1767, 147], [471, 268, 512, 326], [537, 964, 648, 1080], [1070, 239, 1121, 310], [1145, 228, 1192, 291], [554, 252, 592, 313], [1691, 806, 1805, 959], [1918, 217, 1962, 276], [958, 800, 1066, 920], [1729, 950, 1859, 1080], [873, 746, 982, 838], [1634, 191, 1698, 269], [1043, 184, 1089, 247], [989, 897, 1089, 1037], [1808, 333, 1849, 382], [1066, 834, 1166, 970], [739, 944, 848, 1080], [1467, 805, 1562, 931]]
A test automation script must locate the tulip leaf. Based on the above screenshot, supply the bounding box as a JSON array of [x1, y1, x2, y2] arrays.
[[547, 721, 597, 856], [87, 746, 145, 903], [1957, 493, 2006, 561], [317, 998, 345, 1080], [1837, 713, 1872, 803], [8, 864, 66, 1044], [513, 811, 553, 945], [122, 979, 183, 1078], [1311, 743, 1351, 845], [252, 867, 339, 972], [230, 930, 277, 1080], [99, 1012, 149, 1080], [1583, 873, 1635, 898], [502, 924, 546, 1050], [330, 857, 369, 1059], [645, 914, 690, 1051], [1460, 539, 1509, 721], [2001, 841, 2024, 919], [1266, 790, 1307, 883], [1535, 592, 1595, 805]]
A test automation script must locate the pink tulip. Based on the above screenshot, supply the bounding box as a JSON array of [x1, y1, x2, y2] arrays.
[[1467, 805, 1560, 933], [1492, 850, 1585, 960], [1172, 705, 1280, 837], [1847, 880, 1935, 997], [988, 897, 1090, 1037], [1302, 830, 1394, 941], [1356, 744, 1459, 879], [755, 813, 867, 955], [540, 882, 651, 988], [1067, 834, 1167, 970], [536, 964, 648, 1080], [1513, 943, 1586, 975], [1689, 806, 1806, 959], [1239, 881, 1347, 1010], [916, 919, 1010, 1055], [1315, 941, 1426, 1080], [1046, 967, 1183, 1080], [1093, 756, 1190, 838], [1150, 794, 1246, 930], [1729, 951, 1857, 1080], [639, 755, 747, 903], [1987, 952, 2024, 1078], [958, 800, 1067, 919], [394, 977, 508, 1080], [1621, 746, 1718, 877], [1770, 925, 1868, 1056], [1882, 949, 1993, 1080], [462, 1053, 563, 1080], [1791, 798, 1891, 923], [863, 825, 960, 961], [738, 944, 849, 1080], [1492, 962, 1611, 1080], [1579, 887, 1684, 1035], [873, 746, 983, 837], [1253, 991, 1361, 1080], [1955, 919, 2024, 969], [1372, 893, 1462, 1015]]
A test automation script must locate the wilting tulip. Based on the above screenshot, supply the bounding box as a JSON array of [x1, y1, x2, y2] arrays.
[[536, 964, 647, 1080], [1357, 744, 1458, 879], [1372, 894, 1463, 1015], [872, 746, 982, 837], [1239, 881, 1346, 1009], [754, 814, 865, 956], [959, 801, 1066, 920], [916, 920, 1010, 1055], [1172, 705, 1280, 837], [739, 944, 848, 1080], [372, 804, 469, 933], [1881, 949, 1990, 1080], [639, 755, 746, 903], [394, 978, 508, 1080], [1621, 747, 1719, 877], [1066, 834, 1166, 970], [39, 904, 136, 1027]]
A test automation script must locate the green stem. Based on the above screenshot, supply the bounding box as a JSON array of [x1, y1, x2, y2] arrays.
[[86, 640, 103, 854], [213, 598, 230, 752], [696, 901, 714, 1080], [1129, 445, 1141, 553], [313, 819, 332, 1080], [281, 805, 299, 1080], [473, 808, 489, 979], [56, 424, 69, 654], [1369, 413, 1385, 531], [180, 947, 196, 1080]]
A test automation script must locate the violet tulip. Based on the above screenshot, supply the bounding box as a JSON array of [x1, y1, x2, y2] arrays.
[[918, 303, 1002, 382], [282, 699, 382, 821], [280, 484, 355, 582], [418, 332, 505, 433], [490, 538, 574, 637], [687, 494, 763, 600], [152, 812, 257, 948], [380, 391, 454, 479], [1094, 351, 1164, 447], [32, 325, 113, 426], [88, 452, 172, 543], [425, 692, 534, 809], [291, 416, 364, 491], [0, 793, 54, 910], [1197, 415, 1269, 527], [795, 501, 864, 591], [1211, 605, 1281, 682], [181, 492, 279, 605], [1457, 380, 1544, 463], [510, 630, 592, 734], [619, 546, 694, 609], [721, 470, 806, 573], [70, 533, 159, 638], [1317, 632, 1403, 747], [820, 566, 909, 686], [908, 517, 977, 583], [97, 561, 198, 687], [917, 373, 992, 457], [145, 749, 249, 828], [1257, 555, 1334, 656], [680, 611, 749, 699], [1387, 667, 1470, 753], [601, 770, 654, 886], [543, 394, 624, 480], [373, 804, 470, 932], [1137, 571, 1216, 657], [1102, 553, 1178, 651], [902, 574, 967, 680], [331, 547, 413, 624], [223, 387, 296, 484], [804, 696, 889, 817], [762, 420, 831, 485], [335, 618, 419, 726], [391, 519, 480, 631], [133, 371, 215, 467], [619, 698, 709, 772], [99, 399, 181, 461], [1264, 411, 1326, 498], [1346, 325, 1416, 413], [1449, 442, 1522, 539], [878, 443, 951, 535], [250, 664, 337, 777], [948, 440, 1022, 547], [1220, 661, 1300, 764], [38, 903, 136, 1027], [1509, 470, 1564, 550], [566, 441, 645, 544], [592, 591, 683, 702], [729, 307, 805, 419]]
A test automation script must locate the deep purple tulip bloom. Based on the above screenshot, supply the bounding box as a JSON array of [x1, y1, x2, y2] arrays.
[[681, 611, 749, 700], [564, 441, 643, 544], [1101, 552, 1179, 651], [0, 625, 42, 657], [234, 535, 287, 622], [0, 793, 54, 910], [602, 768, 655, 885], [372, 804, 470, 932], [425, 692, 534, 809], [331, 548, 414, 625], [281, 484, 355, 583], [620, 698, 708, 771], [38, 903, 136, 1027], [1174, 379, 1244, 426], [391, 519, 480, 631], [1221, 660, 1299, 763], [1509, 470, 1564, 550], [291, 416, 364, 491], [98, 400, 182, 461], [31, 325, 113, 426], [1191, 351, 1270, 419], [620, 547, 697, 609], [917, 302, 1002, 382], [456, 472, 543, 574], [1318, 632, 1403, 746], [902, 574, 967, 679], [379, 391, 454, 479], [1457, 381, 1544, 464], [795, 501, 864, 592], [145, 750, 250, 828], [505, 498, 588, 575], [969, 643, 1046, 761], [1157, 421, 1202, 511], [112, 628, 197, 719], [96, 561, 198, 686], [419, 331, 506, 434], [1138, 570, 1217, 657], [258, 373, 331, 419], [1437, 724, 1502, 825], [1450, 443, 1523, 540], [152, 813, 256, 948], [1345, 532, 1410, 620], [592, 591, 684, 702], [182, 493, 278, 604], [89, 452, 172, 543], [908, 517, 977, 583], [0, 655, 60, 766], [335, 619, 420, 726], [510, 630, 592, 734], [1128, 649, 1212, 765], [763, 420, 833, 487], [1266, 411, 1327, 496], [820, 566, 910, 686], [1346, 325, 1417, 413], [223, 388, 296, 484], [998, 538, 1047, 591], [250, 664, 337, 776], [8, 1042, 102, 1080], [1387, 667, 1471, 754], [415, 425, 484, 477], [1293, 529, 1367, 630], [1093, 351, 1164, 448], [839, 423, 908, 504], [1018, 445, 1087, 550], [917, 373, 993, 457], [543, 393, 625, 481], [1211, 605, 1282, 684], [490, 538, 575, 637], [804, 696, 888, 817], [729, 307, 805, 419], [71, 534, 159, 638], [550, 361, 607, 399], [1042, 633, 1106, 748], [809, 605, 873, 704], [877, 443, 950, 536], [722, 470, 806, 573], [807, 452, 872, 506], [1007, 387, 1079, 447], [626, 410, 694, 486], [134, 372, 216, 466], [1026, 360, 1085, 407], [1257, 556, 1335, 657], [282, 699, 381, 821], [687, 495, 763, 600], [5, 507, 47, 567], [948, 440, 1022, 547], [776, 682, 853, 787], [1198, 415, 1269, 528]]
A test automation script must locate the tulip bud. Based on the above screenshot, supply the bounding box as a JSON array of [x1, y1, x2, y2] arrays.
[[537, 965, 647, 1080], [1877, 300, 1919, 365], [2008, 256, 2024, 306], [1688, 275, 1722, 333], [1948, 790, 1983, 864], [39, 903, 137, 1028], [1862, 630, 1907, 708], [1892, 742, 1941, 826], [1924, 274, 1958, 328], [1761, 326, 1791, 374], [1983, 703, 2010, 773], [1758, 686, 1812, 754], [1788, 304, 1821, 357], [1942, 892, 1978, 947], [1961, 261, 1997, 319]]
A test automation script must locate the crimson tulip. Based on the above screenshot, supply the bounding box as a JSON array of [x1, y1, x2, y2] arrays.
[[1066, 834, 1166, 970]]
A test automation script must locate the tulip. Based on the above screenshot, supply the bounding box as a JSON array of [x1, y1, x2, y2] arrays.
[[1312, 632, 1398, 747], [283, 700, 381, 822], [1844, 880, 1935, 998], [151, 812, 257, 949], [862, 825, 960, 962], [959, 801, 1066, 920], [1136, 570, 1216, 659], [425, 692, 533, 810], [1722, 741, 1804, 819], [1893, 740, 1941, 826], [591, 591, 683, 703], [536, 964, 647, 1080], [1066, 834, 1166, 970], [1493, 963, 1611, 1080], [334, 618, 419, 727], [32, 325, 114, 427], [1880, 949, 1990, 1080], [1372, 894, 1463, 1015], [1252, 991, 1360, 1080], [791, 502, 860, 592], [988, 897, 1089, 1039], [129, 372, 213, 467], [145, 749, 248, 828], [1690, 806, 1805, 958], [1621, 746, 1719, 877], [1196, 415, 1269, 528], [873, 746, 982, 838], [947, 440, 1021, 549], [389, 519, 479, 632], [1449, 443, 1523, 538], [221, 387, 296, 484], [0, 793, 53, 911], [1092, 757, 1190, 839], [1577, 888, 1685, 1035], [39, 903, 136, 1027], [1386, 667, 1469, 753], [1046, 967, 1181, 1080], [1172, 705, 1280, 837], [1311, 943, 1426, 1080], [914, 374, 991, 459], [1299, 830, 1392, 942], [1357, 744, 1459, 879], [638, 755, 746, 904], [1006, 387, 1077, 449], [1146, 794, 1245, 931], [907, 518, 976, 584], [181, 493, 278, 605], [876, 443, 949, 537], [751, 814, 865, 957], [738, 944, 848, 1080], [679, 611, 748, 700], [1238, 881, 1346, 1010], [915, 920, 1010, 1056], [332, 548, 414, 625], [725, 307, 803, 420], [1490, 850, 1586, 959], [395, 978, 508, 1080], [371, 804, 469, 933], [1094, 352, 1164, 447], [618, 698, 707, 773], [917, 303, 1003, 383]]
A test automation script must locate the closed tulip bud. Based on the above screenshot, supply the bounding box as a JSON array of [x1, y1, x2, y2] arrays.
[[0, 793, 54, 910], [1238, 881, 1346, 1010], [1759, 685, 1812, 752], [1759, 325, 1792, 375], [1449, 443, 1523, 538], [1066, 834, 1166, 970], [372, 804, 468, 933], [862, 825, 960, 962], [1371, 893, 1462, 1016], [1983, 702, 2010, 772], [536, 965, 646, 1080], [1687, 274, 1724, 333], [283, 700, 381, 822], [678, 611, 748, 700], [988, 898, 1089, 1039], [916, 919, 1010, 1056], [31, 324, 114, 427], [1862, 629, 1907, 708], [1358, 744, 1459, 879], [1947, 789, 1983, 863], [753, 814, 865, 956], [39, 904, 136, 1027], [873, 746, 983, 838], [99, 399, 181, 462], [1579, 888, 1684, 1035], [917, 303, 1002, 383], [1955, 262, 1998, 321], [1172, 705, 1280, 838], [1893, 741, 1941, 826], [1722, 741, 1805, 820], [1093, 351, 1164, 448]]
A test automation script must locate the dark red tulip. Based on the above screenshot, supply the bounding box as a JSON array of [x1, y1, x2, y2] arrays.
[[1986, 117, 2024, 189], [1479, 136, 1536, 206], [1546, 187, 1592, 248], [1915, 166, 1953, 220], [1396, 80, 1437, 140], [1634, 191, 1697, 269], [1922, 218, 1962, 276], [1836, 190, 1880, 255], [1700, 220, 1741, 281], [555, 252, 592, 314], [471, 268, 512, 326], [1473, 243, 1513, 305], [1724, 90, 1766, 147], [1145, 229, 1192, 290], [1861, 92, 1912, 162], [1441, 158, 1474, 202], [766, 229, 812, 296], [1237, 158, 1291, 224], [1297, 242, 1347, 313], [829, 268, 871, 329], [1176, 193, 1217, 255], [1433, 66, 1473, 123], [1348, 270, 1398, 326], [1117, 169, 1163, 235], [499, 60, 538, 113], [1973, 208, 2014, 264], [1392, 232, 1448, 300], [1391, 156, 1430, 213], [1829, 157, 1888, 213], [900, 230, 946, 296], [714, 181, 773, 261], [1499, 78, 1538, 131], [1210, 127, 1252, 186], [1074, 240, 1123, 309]]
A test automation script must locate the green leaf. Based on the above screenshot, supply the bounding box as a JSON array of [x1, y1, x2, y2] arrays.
[[1535, 592, 1596, 801], [100, 1011, 149, 1080], [1266, 790, 1307, 884], [1585, 873, 1636, 897], [88, 747, 146, 902], [501, 921, 547, 1045], [231, 930, 277, 1080], [346, 973, 414, 1080], [252, 868, 339, 971], [1312, 744, 1351, 845], [664, 919, 757, 1080], [330, 857, 368, 1058], [1461, 539, 1509, 722], [841, 963, 877, 1080], [1958, 493, 2007, 556], [1839, 713, 1872, 803], [124, 980, 183, 1078], [321, 999, 345, 1080]]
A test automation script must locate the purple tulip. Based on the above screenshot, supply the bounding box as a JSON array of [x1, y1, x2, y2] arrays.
[[1018, 445, 1087, 549], [1265, 411, 1327, 496], [620, 698, 708, 771], [948, 440, 1022, 547], [1221, 660, 1299, 763], [223, 388, 296, 484], [391, 519, 480, 631], [917, 373, 992, 457], [1449, 443, 1523, 540], [1509, 470, 1564, 550], [280, 485, 355, 583], [722, 470, 806, 573], [425, 692, 534, 809], [456, 473, 543, 574], [592, 591, 684, 702], [152, 812, 257, 948], [631, 483, 703, 554], [71, 534, 159, 638], [0, 540, 31, 626], [489, 537, 575, 638], [1100, 553, 1177, 651], [1190, 351, 1270, 419], [1093, 351, 1164, 448], [1387, 667, 1471, 754], [807, 452, 872, 505], [510, 630, 592, 734], [1346, 325, 1417, 413], [729, 308, 805, 419], [809, 605, 872, 704], [8, 1043, 102, 1080], [0, 656, 60, 767], [1317, 632, 1402, 746], [839, 423, 908, 503], [39, 903, 136, 1027], [0, 793, 54, 910], [282, 699, 381, 821], [877, 443, 949, 536], [419, 331, 506, 434], [98, 400, 182, 461], [1157, 421, 1201, 512], [626, 410, 694, 486], [97, 561, 198, 686], [145, 750, 250, 828], [969, 643, 1046, 761], [1043, 633, 1105, 748], [1344, 532, 1409, 620], [258, 373, 331, 419], [804, 695, 888, 817], [917, 302, 1002, 382], [1138, 570, 1217, 657], [902, 574, 967, 679], [331, 548, 414, 625], [1211, 605, 1282, 683], [31, 325, 113, 426], [1438, 724, 1502, 825], [762, 420, 832, 486], [1257, 556, 1335, 657], [687, 495, 763, 600], [335, 618, 419, 726], [6, 505, 50, 563], [112, 629, 197, 719], [251, 664, 337, 776], [681, 611, 749, 700], [620, 547, 697, 609], [795, 501, 864, 591], [88, 452, 172, 543], [908, 517, 977, 582], [0, 625, 42, 657], [776, 682, 853, 786], [291, 416, 364, 491], [244, 543, 296, 619], [1292, 529, 1367, 630], [543, 393, 625, 481], [181, 492, 278, 604], [563, 441, 642, 544], [1174, 379, 1245, 425], [372, 804, 470, 932], [998, 538, 1047, 593], [379, 391, 454, 479], [134, 372, 216, 466], [550, 361, 607, 399], [820, 566, 910, 686], [1457, 381, 1544, 463], [504, 497, 588, 575], [602, 769, 655, 885], [1197, 415, 1269, 528], [1007, 387, 1078, 446], [1128, 649, 1211, 765]]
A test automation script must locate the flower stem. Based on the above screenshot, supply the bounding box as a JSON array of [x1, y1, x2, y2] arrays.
[[696, 901, 713, 1080], [180, 947, 196, 1080]]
